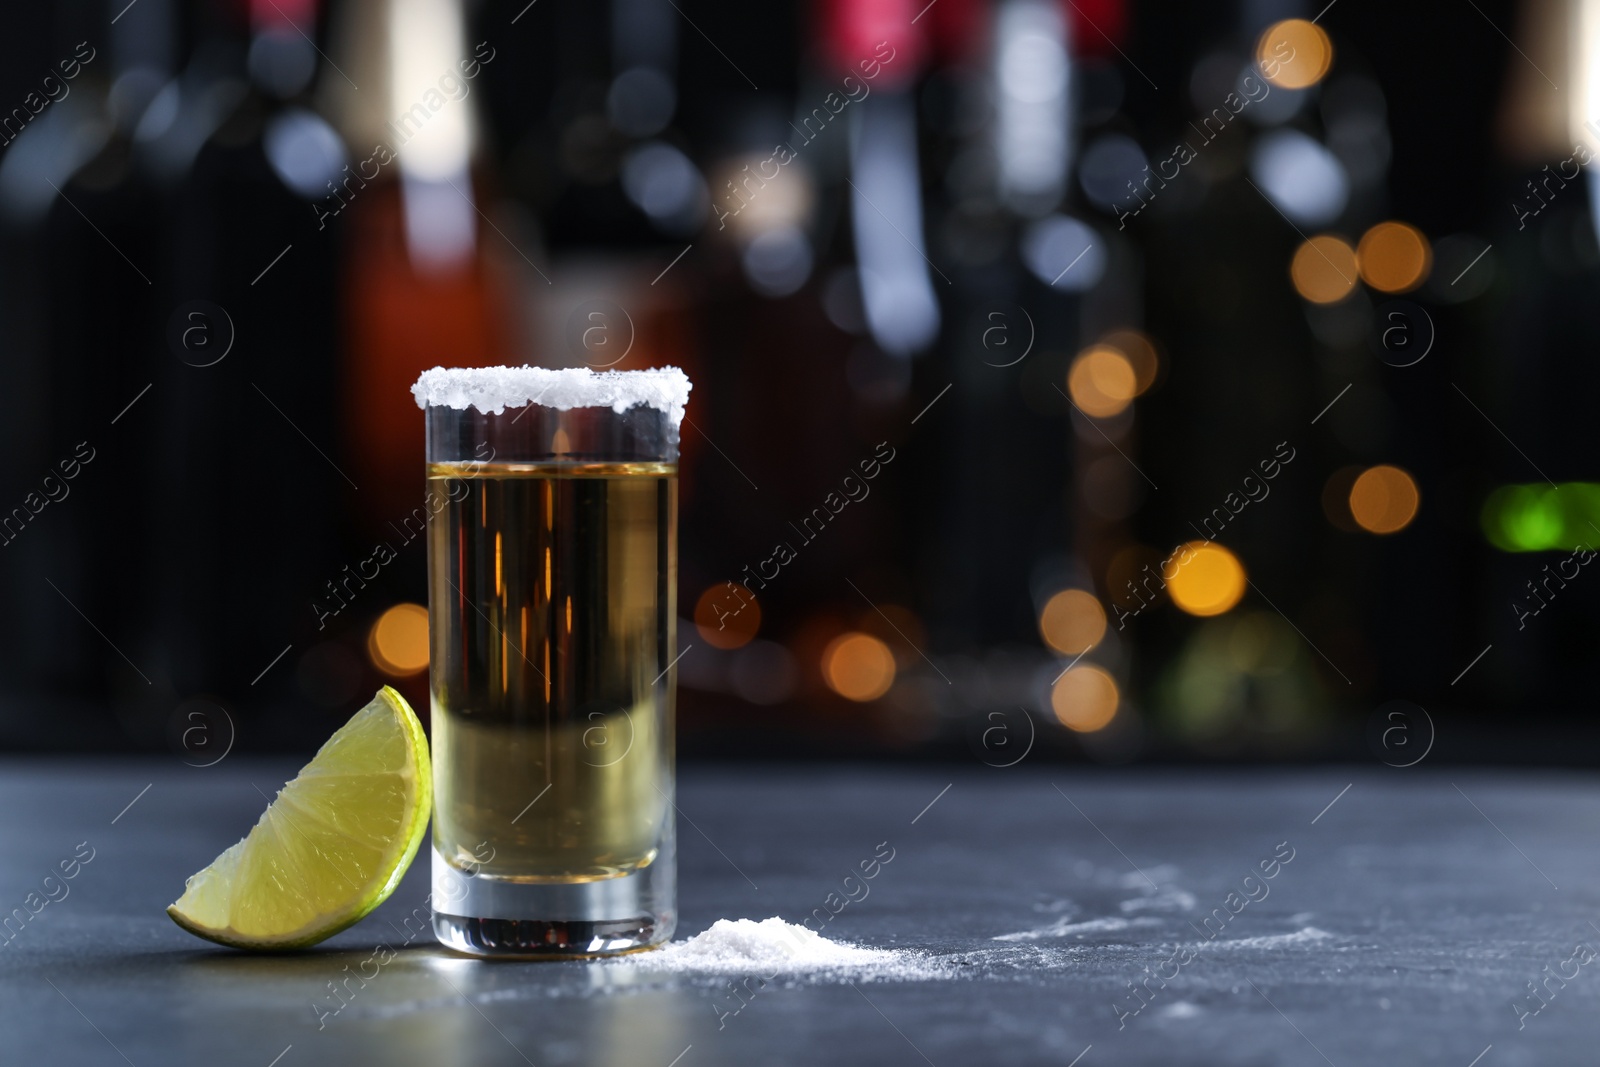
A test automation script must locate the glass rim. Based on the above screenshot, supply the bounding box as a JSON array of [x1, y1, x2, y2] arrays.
[[411, 365, 691, 425]]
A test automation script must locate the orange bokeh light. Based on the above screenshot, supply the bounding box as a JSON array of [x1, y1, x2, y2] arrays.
[[1257, 19, 1333, 90], [1349, 465, 1420, 534], [1100, 329, 1160, 395], [1067, 346, 1138, 418], [1290, 235, 1359, 304], [1039, 589, 1108, 656], [1357, 222, 1431, 293], [1051, 665, 1120, 732], [694, 583, 761, 649], [822, 632, 896, 702], [1167, 542, 1247, 617], [369, 603, 429, 676]]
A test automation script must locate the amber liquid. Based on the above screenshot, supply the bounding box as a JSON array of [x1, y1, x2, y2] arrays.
[[427, 462, 676, 882]]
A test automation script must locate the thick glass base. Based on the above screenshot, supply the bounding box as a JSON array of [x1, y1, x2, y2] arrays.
[[430, 847, 676, 959], [432, 914, 665, 958]]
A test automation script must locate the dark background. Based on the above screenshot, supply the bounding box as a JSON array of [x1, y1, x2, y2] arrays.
[[1, 0, 1591, 765]]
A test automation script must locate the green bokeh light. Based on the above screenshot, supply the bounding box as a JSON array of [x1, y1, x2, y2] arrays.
[[1482, 483, 1600, 551]]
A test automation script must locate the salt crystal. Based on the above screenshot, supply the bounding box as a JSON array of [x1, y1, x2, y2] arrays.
[[411, 365, 692, 424], [992, 915, 1162, 941], [1204, 926, 1333, 950], [613, 917, 927, 976]]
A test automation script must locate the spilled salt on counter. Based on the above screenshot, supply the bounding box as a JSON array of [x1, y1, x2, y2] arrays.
[[1205, 926, 1334, 950], [612, 917, 931, 977], [992, 915, 1162, 941]]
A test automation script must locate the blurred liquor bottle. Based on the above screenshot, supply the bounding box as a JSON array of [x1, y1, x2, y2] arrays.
[[0, 3, 153, 745], [324, 0, 518, 532], [143, 0, 347, 741], [23, 0, 196, 744]]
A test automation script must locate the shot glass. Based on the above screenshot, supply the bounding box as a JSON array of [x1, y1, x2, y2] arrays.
[[414, 366, 690, 957]]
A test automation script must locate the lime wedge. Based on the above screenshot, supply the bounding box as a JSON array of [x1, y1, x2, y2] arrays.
[[167, 686, 432, 950]]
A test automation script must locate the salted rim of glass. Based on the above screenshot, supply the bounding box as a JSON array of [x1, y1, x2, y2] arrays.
[[411, 365, 691, 424]]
